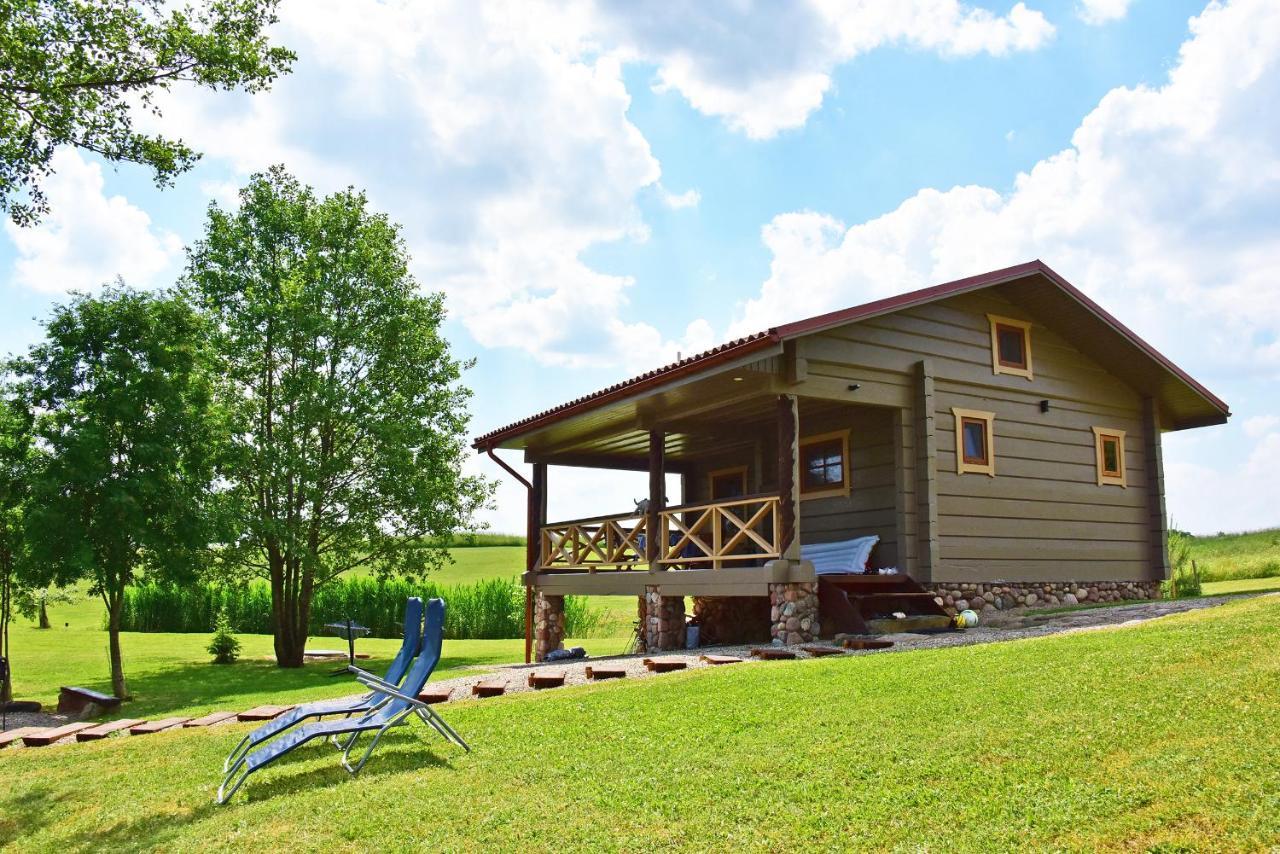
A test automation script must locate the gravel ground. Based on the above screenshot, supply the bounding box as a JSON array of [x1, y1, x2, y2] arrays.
[[3, 592, 1270, 749]]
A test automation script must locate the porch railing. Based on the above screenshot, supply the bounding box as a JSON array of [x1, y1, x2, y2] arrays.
[[540, 511, 647, 571], [538, 493, 783, 571], [659, 493, 781, 568]]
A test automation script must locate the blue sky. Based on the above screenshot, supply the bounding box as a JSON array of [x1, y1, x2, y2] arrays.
[[2, 0, 1278, 534]]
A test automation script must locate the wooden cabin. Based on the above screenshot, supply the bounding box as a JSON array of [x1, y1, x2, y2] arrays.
[[473, 261, 1229, 660]]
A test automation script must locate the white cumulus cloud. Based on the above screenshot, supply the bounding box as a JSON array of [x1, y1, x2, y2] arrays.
[[1077, 0, 1133, 26], [5, 150, 182, 294]]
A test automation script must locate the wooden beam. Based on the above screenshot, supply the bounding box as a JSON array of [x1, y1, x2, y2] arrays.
[[526, 463, 546, 664], [647, 430, 665, 568], [776, 394, 800, 559], [913, 361, 939, 581], [522, 450, 692, 474], [1142, 397, 1170, 580], [892, 407, 918, 576]]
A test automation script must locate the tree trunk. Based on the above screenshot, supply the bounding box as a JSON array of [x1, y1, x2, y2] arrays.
[[107, 593, 130, 699], [38, 599, 50, 629]]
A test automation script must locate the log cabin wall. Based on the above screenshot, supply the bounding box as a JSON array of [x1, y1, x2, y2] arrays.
[[794, 287, 1160, 585]]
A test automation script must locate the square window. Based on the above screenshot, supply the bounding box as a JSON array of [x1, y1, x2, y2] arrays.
[[799, 432, 849, 498], [1093, 427, 1127, 487], [987, 314, 1034, 379], [952, 408, 996, 476]]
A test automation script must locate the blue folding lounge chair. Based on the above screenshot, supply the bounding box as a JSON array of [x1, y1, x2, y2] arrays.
[[222, 597, 425, 774], [217, 598, 468, 804]]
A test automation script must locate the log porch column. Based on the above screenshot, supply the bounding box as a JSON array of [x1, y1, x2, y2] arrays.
[[525, 463, 547, 664], [776, 394, 801, 560], [646, 430, 665, 570]]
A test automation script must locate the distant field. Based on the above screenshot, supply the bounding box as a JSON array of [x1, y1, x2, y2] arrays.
[[1186, 527, 1280, 583], [1201, 576, 1280, 595]]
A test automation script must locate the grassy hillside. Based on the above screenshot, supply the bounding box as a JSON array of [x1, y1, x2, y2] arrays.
[[1186, 527, 1280, 582], [3, 595, 1277, 850]]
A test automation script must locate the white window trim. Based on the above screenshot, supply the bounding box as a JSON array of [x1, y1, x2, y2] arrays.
[[987, 314, 1034, 380], [1092, 427, 1128, 488], [952, 408, 996, 477], [799, 429, 851, 500]]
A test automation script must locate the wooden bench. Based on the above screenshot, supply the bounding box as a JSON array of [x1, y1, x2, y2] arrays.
[[56, 686, 121, 717]]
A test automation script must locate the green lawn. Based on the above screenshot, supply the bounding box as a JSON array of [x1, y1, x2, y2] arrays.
[[1187, 527, 1280, 583], [3, 596, 1278, 851], [1202, 576, 1280, 595]]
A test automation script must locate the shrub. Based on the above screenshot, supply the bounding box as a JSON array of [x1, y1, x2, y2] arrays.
[[1163, 530, 1202, 599], [207, 610, 241, 664]]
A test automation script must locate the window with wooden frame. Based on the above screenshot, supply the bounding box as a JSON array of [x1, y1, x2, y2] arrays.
[[799, 430, 850, 499], [1092, 427, 1127, 487], [708, 465, 748, 501], [986, 314, 1034, 380], [952, 408, 996, 476]]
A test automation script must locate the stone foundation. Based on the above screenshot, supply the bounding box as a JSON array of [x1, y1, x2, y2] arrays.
[[533, 593, 565, 662], [926, 580, 1163, 614], [643, 586, 686, 651], [692, 596, 771, 645], [769, 581, 820, 644]]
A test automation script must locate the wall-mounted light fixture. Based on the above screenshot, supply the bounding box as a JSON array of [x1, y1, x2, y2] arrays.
[[1040, 399, 1051, 413], [848, 383, 861, 392], [732, 376, 744, 382]]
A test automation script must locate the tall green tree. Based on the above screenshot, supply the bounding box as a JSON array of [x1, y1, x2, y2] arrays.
[[185, 167, 490, 667], [0, 381, 35, 704], [0, 0, 294, 226], [13, 286, 219, 698]]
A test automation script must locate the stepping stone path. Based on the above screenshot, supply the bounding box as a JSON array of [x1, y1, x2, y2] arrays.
[[0, 727, 46, 748], [237, 705, 292, 722], [751, 647, 796, 660], [644, 658, 688, 673], [841, 638, 894, 650], [699, 654, 743, 665], [417, 687, 453, 704], [22, 723, 95, 746], [184, 711, 238, 728], [527, 670, 565, 689], [76, 719, 145, 741], [800, 645, 846, 657], [471, 681, 506, 698], [584, 665, 626, 680], [130, 718, 190, 735]]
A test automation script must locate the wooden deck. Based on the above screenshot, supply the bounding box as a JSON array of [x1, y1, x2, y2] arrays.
[[526, 557, 816, 597]]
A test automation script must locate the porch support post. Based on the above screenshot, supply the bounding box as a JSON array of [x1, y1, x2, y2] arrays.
[[525, 463, 547, 664], [647, 430, 665, 570], [913, 361, 939, 582], [776, 393, 801, 560]]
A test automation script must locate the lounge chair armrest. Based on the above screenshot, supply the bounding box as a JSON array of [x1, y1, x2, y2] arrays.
[[353, 673, 428, 709], [346, 664, 382, 683]]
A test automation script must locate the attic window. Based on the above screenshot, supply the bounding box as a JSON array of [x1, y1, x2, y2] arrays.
[[952, 408, 996, 476], [987, 314, 1034, 380], [1092, 427, 1127, 487], [800, 430, 850, 499]]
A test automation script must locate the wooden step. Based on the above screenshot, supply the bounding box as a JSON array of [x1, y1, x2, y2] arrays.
[[183, 711, 238, 728], [417, 687, 453, 704], [237, 705, 292, 722], [471, 681, 506, 698], [129, 717, 190, 735], [584, 665, 626, 681], [0, 726, 47, 748], [751, 647, 797, 660], [527, 670, 566, 689], [699, 654, 743, 665], [800, 645, 846, 657], [22, 722, 96, 746], [75, 718, 145, 741], [643, 658, 688, 673], [841, 638, 895, 650]]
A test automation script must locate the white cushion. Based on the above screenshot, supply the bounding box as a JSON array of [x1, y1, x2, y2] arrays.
[[801, 535, 879, 575]]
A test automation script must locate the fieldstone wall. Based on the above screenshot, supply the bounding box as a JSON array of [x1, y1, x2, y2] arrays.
[[533, 593, 565, 662], [692, 596, 771, 645], [927, 580, 1163, 614], [769, 581, 820, 644], [643, 586, 686, 651]]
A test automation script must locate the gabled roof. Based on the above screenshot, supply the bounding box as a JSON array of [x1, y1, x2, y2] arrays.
[[473, 260, 1229, 449]]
